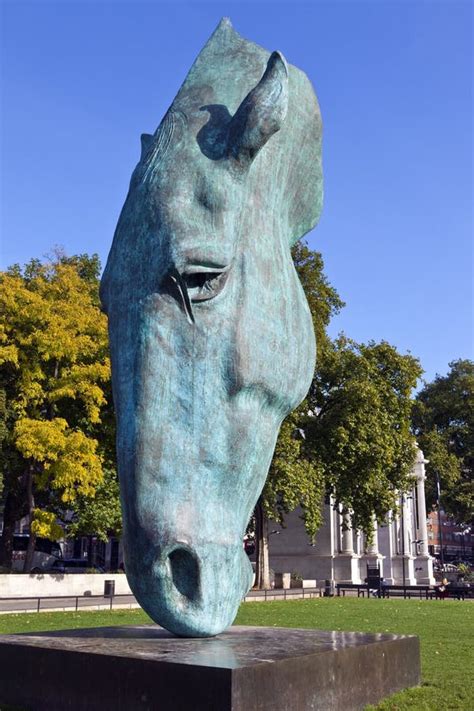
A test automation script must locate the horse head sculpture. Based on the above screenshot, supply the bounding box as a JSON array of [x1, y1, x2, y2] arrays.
[[100, 18, 322, 637]]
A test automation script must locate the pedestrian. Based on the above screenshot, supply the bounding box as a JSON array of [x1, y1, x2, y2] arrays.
[[438, 577, 449, 599]]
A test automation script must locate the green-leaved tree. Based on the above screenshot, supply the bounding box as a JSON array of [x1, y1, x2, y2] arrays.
[[412, 359, 474, 524], [253, 243, 343, 588], [67, 468, 122, 543], [307, 337, 422, 536], [253, 246, 422, 588]]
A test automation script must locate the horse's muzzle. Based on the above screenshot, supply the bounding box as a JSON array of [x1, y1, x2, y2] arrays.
[[126, 540, 253, 637]]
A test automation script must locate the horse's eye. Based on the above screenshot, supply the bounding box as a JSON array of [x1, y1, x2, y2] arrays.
[[182, 269, 229, 302], [167, 266, 229, 324]]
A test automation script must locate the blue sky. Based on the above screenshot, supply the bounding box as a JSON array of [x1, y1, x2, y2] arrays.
[[1, 0, 472, 385]]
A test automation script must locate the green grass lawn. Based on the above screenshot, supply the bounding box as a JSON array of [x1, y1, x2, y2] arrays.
[[0, 598, 472, 710], [236, 598, 474, 710]]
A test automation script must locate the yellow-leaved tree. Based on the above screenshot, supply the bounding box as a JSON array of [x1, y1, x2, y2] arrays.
[[0, 253, 111, 571]]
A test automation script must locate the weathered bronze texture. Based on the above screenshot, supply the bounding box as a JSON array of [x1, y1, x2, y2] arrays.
[[100, 18, 322, 636]]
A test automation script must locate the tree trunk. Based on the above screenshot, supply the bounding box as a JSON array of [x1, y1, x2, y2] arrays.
[[23, 467, 36, 573], [0, 491, 16, 570], [87, 535, 94, 567], [254, 497, 270, 589]]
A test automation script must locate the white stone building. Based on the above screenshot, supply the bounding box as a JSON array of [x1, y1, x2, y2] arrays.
[[269, 447, 435, 586]]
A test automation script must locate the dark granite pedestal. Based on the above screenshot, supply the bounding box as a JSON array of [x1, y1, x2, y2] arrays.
[[0, 625, 420, 711]]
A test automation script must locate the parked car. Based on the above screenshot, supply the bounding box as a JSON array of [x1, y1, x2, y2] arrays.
[[48, 558, 104, 574], [12, 534, 63, 573]]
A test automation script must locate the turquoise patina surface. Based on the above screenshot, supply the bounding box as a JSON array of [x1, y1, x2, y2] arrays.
[[100, 18, 322, 637]]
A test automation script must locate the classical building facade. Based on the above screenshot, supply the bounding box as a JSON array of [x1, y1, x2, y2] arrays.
[[269, 447, 435, 586]]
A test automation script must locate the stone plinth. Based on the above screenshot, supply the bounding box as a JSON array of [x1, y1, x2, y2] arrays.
[[334, 552, 362, 584], [414, 555, 435, 585], [0, 624, 420, 711], [392, 555, 417, 585], [274, 572, 291, 589]]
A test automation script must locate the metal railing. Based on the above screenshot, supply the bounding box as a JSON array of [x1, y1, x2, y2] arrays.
[[336, 583, 473, 600], [244, 586, 324, 602], [0, 593, 139, 614], [0, 587, 326, 614], [2, 583, 470, 615]]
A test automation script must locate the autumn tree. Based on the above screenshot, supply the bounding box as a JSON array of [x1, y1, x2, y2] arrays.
[[0, 389, 5, 500], [412, 359, 474, 524], [0, 253, 113, 571]]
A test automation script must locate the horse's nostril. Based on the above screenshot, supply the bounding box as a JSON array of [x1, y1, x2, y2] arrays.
[[168, 547, 200, 602]]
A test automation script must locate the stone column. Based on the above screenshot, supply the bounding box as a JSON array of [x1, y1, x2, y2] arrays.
[[341, 514, 354, 553], [402, 494, 411, 557], [413, 447, 435, 584], [416, 462, 429, 556], [390, 491, 416, 585], [334, 511, 361, 584], [377, 511, 395, 584], [366, 517, 379, 555], [393, 510, 401, 555]]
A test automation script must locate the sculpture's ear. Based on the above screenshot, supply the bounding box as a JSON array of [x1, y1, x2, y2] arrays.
[[227, 51, 288, 170], [140, 133, 153, 160]]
